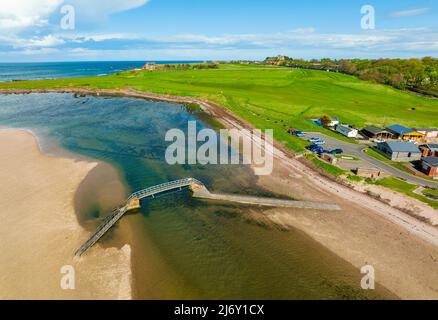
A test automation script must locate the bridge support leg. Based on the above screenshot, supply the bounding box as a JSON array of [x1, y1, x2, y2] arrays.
[[126, 198, 141, 211]]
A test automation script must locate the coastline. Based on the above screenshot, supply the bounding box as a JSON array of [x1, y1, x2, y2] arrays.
[[0, 128, 132, 299], [1, 88, 435, 226], [1, 89, 438, 299]]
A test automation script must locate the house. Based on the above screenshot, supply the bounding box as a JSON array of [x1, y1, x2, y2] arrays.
[[319, 116, 339, 127], [143, 62, 159, 71], [420, 157, 438, 177], [385, 125, 425, 141], [360, 126, 393, 140], [376, 141, 422, 162], [336, 124, 358, 138], [419, 144, 438, 157], [415, 128, 438, 139], [328, 117, 339, 127]]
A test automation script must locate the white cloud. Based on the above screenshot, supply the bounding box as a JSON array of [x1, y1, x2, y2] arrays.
[[1, 27, 437, 60], [0, 34, 65, 48], [19, 47, 59, 55], [167, 29, 397, 50], [0, 0, 149, 31], [25, 34, 65, 47], [64, 33, 138, 43], [391, 8, 431, 17], [0, 0, 64, 29]]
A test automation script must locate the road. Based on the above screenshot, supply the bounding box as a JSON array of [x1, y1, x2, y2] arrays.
[[304, 132, 438, 188]]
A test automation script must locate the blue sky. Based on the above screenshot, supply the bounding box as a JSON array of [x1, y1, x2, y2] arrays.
[[0, 0, 436, 62]]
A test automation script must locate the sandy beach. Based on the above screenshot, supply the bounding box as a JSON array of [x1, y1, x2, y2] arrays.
[[0, 129, 132, 300]]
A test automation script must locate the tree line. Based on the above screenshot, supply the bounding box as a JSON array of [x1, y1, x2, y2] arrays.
[[162, 63, 219, 70]]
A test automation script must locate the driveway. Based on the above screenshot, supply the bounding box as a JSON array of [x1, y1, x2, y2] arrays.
[[304, 132, 438, 188]]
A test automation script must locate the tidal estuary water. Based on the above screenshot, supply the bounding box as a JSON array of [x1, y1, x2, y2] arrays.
[[0, 93, 394, 299]]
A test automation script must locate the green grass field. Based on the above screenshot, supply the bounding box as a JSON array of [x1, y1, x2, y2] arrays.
[[1, 63, 437, 153]]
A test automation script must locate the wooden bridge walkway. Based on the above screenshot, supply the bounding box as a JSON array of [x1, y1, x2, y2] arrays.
[[75, 178, 202, 256], [75, 178, 340, 257]]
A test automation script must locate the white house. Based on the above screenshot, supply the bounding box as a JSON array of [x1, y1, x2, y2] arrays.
[[336, 124, 358, 138], [328, 117, 340, 127]]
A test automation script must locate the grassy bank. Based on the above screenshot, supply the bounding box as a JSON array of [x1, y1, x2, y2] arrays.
[[305, 154, 346, 177], [372, 178, 438, 209], [423, 188, 438, 198], [1, 64, 437, 153]]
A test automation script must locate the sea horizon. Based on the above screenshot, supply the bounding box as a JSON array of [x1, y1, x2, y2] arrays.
[[0, 60, 205, 82]]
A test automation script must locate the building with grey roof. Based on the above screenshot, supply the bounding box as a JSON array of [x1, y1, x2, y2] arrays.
[[376, 141, 422, 162], [361, 126, 392, 139], [421, 157, 438, 177]]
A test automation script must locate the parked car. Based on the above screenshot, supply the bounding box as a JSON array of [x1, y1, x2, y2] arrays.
[[330, 148, 344, 155], [373, 138, 386, 143], [310, 137, 322, 143], [314, 140, 326, 145], [295, 131, 306, 137], [306, 145, 324, 153]]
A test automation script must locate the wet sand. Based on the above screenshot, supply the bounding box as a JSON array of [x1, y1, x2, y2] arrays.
[[0, 129, 132, 299]]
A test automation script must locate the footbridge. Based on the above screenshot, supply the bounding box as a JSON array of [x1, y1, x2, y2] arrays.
[[75, 178, 202, 256], [75, 178, 340, 257]]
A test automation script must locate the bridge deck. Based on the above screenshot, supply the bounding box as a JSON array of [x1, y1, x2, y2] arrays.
[[75, 206, 128, 257], [75, 178, 201, 256], [75, 177, 340, 257]]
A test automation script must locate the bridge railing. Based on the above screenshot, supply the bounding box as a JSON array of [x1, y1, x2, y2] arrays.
[[127, 178, 203, 201], [76, 178, 204, 256]]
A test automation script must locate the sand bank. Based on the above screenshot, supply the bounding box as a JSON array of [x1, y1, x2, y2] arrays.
[[0, 129, 131, 299]]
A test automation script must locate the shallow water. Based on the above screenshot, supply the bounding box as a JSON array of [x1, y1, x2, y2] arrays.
[[0, 93, 395, 299]]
